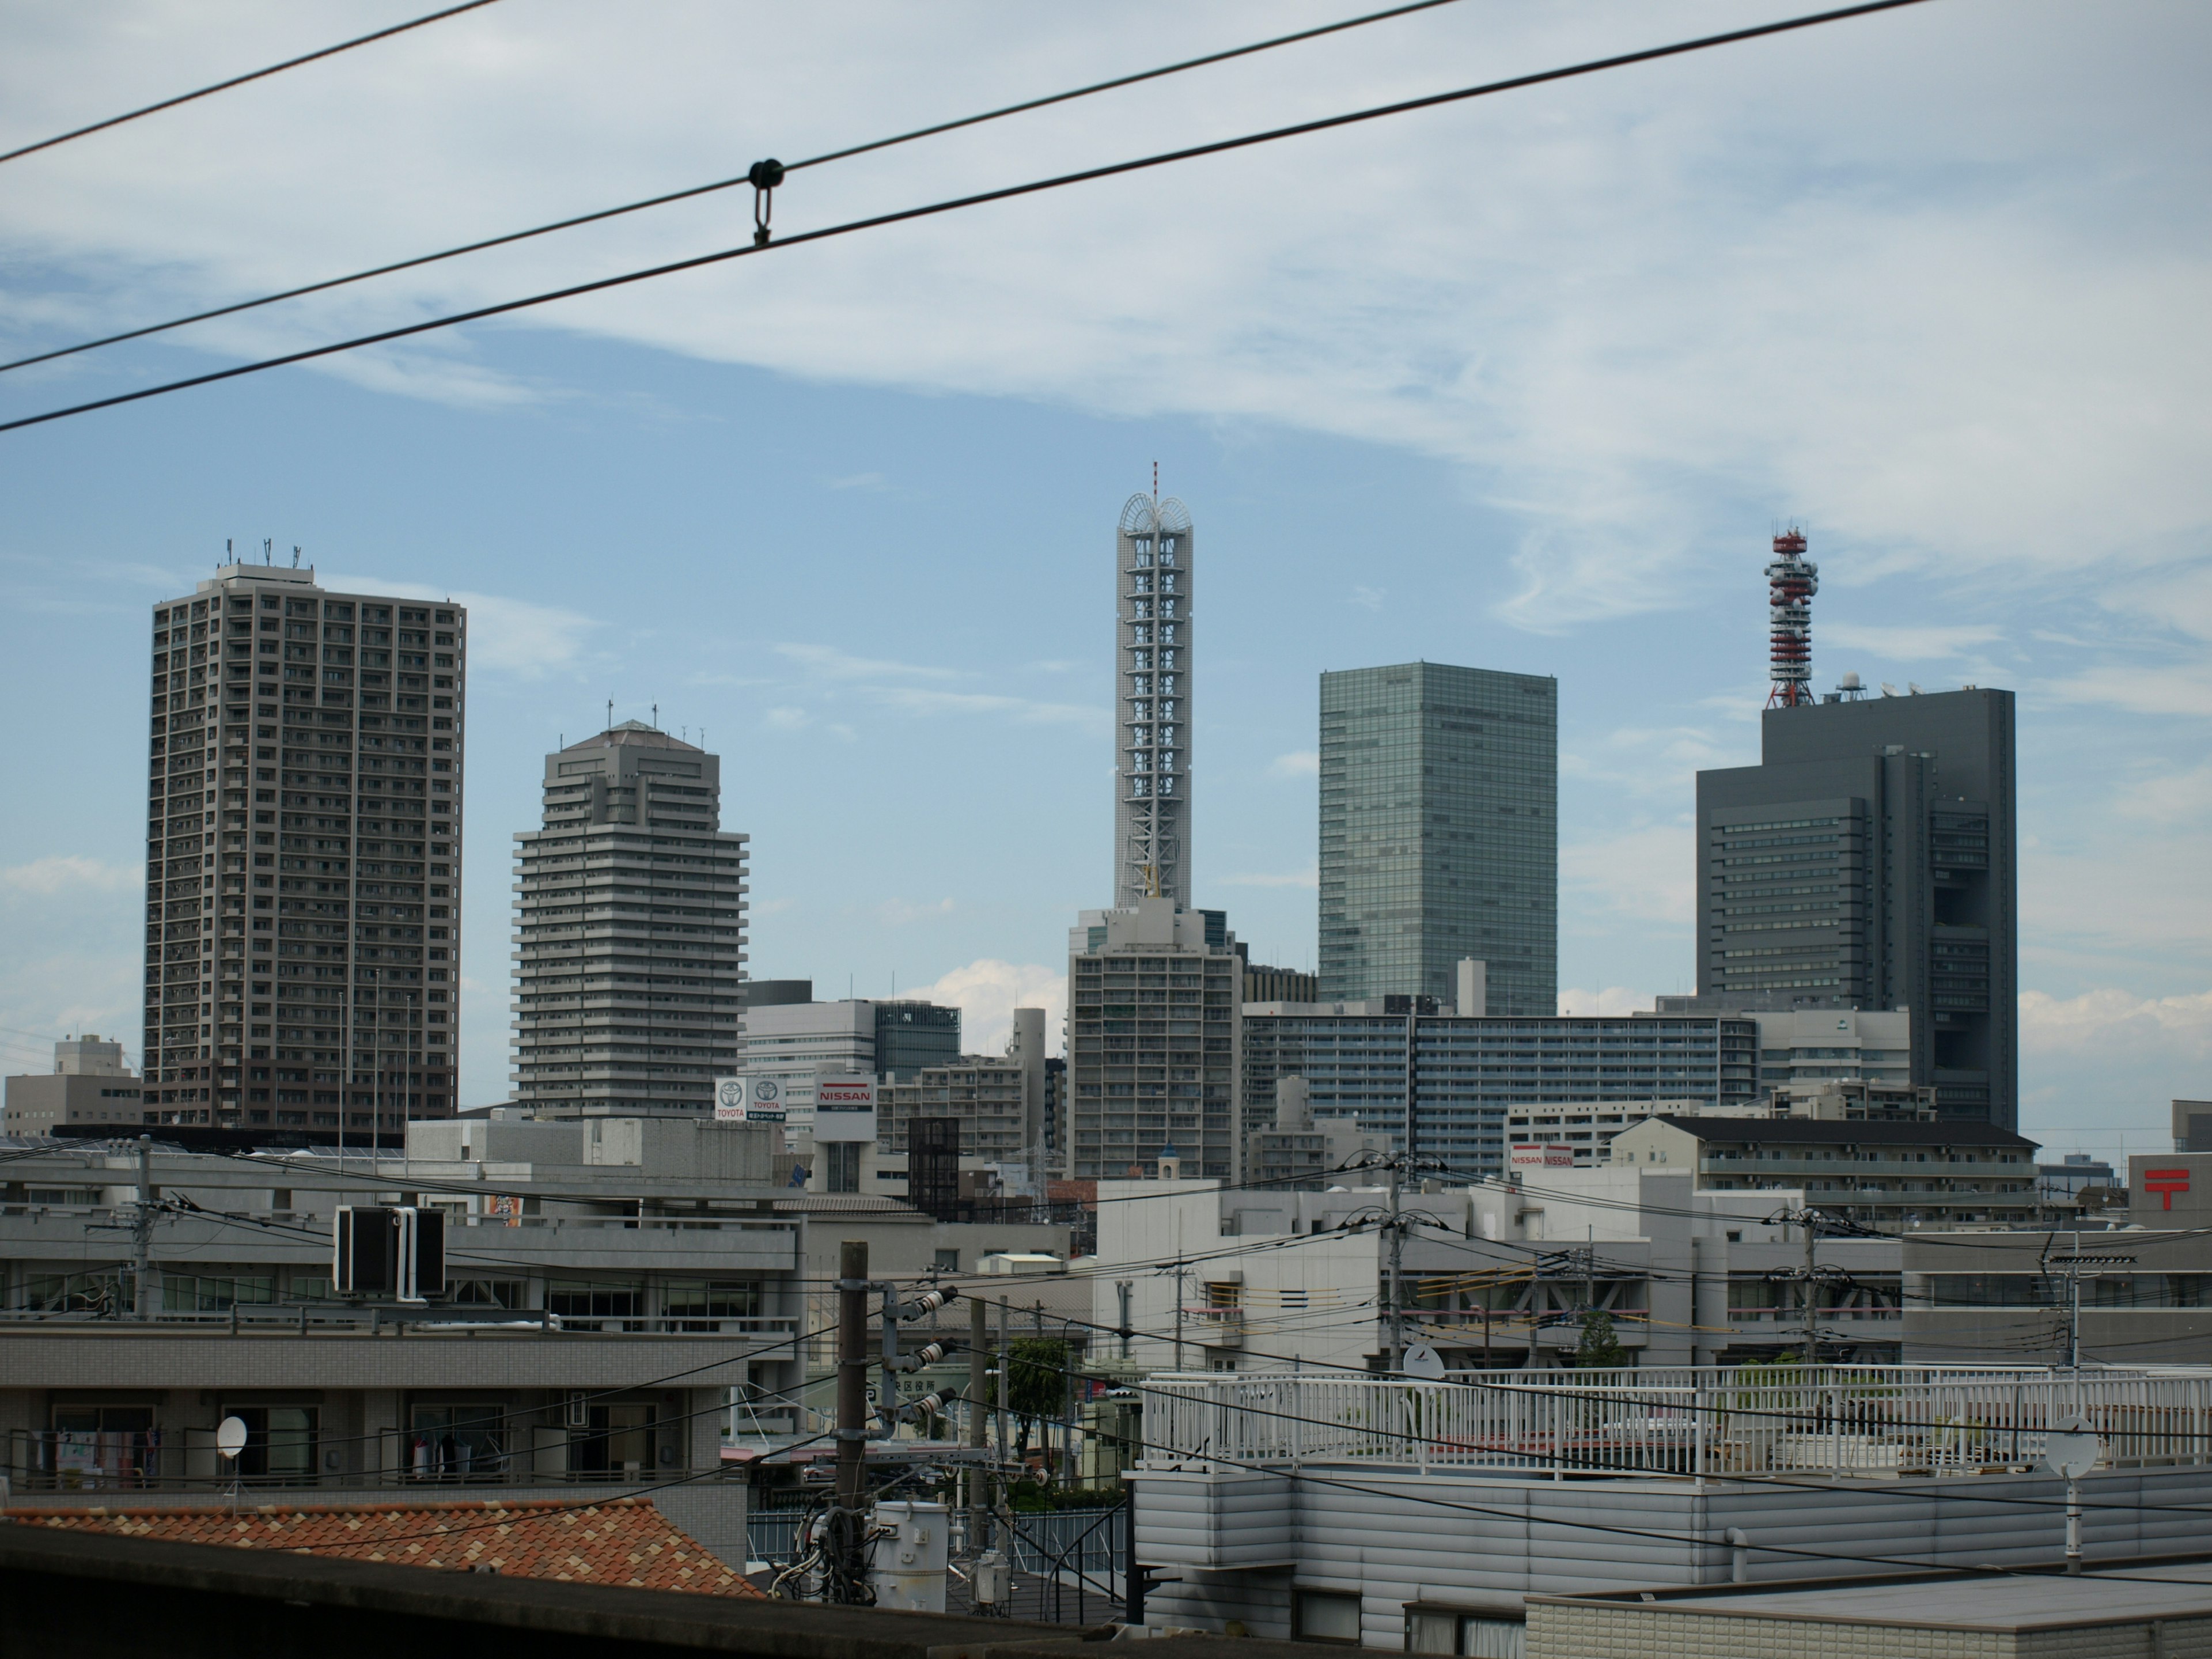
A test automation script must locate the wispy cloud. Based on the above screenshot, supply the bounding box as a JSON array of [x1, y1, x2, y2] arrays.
[[1350, 585, 1385, 612], [1824, 622, 2003, 662], [775, 643, 959, 682], [3, 856, 137, 896], [327, 574, 596, 679], [1558, 986, 1651, 1017], [877, 896, 956, 926], [825, 472, 888, 493], [1268, 750, 1319, 779], [1561, 824, 1695, 927]]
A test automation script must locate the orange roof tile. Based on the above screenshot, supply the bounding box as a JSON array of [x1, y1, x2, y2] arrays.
[[7, 1496, 763, 1598]]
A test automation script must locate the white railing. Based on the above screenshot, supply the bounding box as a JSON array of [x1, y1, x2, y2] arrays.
[[1137, 1366, 2212, 1480]]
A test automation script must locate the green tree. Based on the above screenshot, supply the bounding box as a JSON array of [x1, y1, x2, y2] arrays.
[[1574, 1308, 1628, 1370], [1003, 1338, 1071, 1470]]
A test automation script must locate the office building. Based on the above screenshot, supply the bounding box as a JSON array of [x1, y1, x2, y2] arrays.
[[509, 723, 747, 1115], [1243, 962, 1317, 1004], [1065, 899, 1243, 1181], [732, 996, 960, 1137], [877, 1009, 1050, 1165], [2176, 1099, 2212, 1152], [1317, 662, 1557, 1013], [143, 561, 463, 1131], [1112, 493, 1195, 908], [1696, 685, 2017, 1124], [1241, 1006, 1758, 1171], [2, 1035, 146, 1135]]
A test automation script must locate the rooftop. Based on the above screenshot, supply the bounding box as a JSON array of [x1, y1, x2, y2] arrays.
[[1649, 1115, 2037, 1149], [561, 722, 702, 753]]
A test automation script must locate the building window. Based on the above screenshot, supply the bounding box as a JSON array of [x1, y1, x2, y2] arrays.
[[1406, 1608, 1525, 1658], [934, 1248, 960, 1272], [1297, 1590, 1362, 1644]]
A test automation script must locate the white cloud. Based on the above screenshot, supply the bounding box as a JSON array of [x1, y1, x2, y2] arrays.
[[2117, 764, 2212, 827], [1268, 750, 1319, 778], [874, 686, 1104, 728], [902, 958, 1067, 1057], [1823, 622, 2003, 662], [1350, 585, 1385, 612], [1558, 986, 1650, 1017], [1560, 824, 1695, 926], [763, 706, 811, 730], [3, 855, 137, 895], [1219, 867, 1317, 889], [2021, 987, 2212, 1061], [775, 643, 959, 683], [2044, 661, 2212, 718]]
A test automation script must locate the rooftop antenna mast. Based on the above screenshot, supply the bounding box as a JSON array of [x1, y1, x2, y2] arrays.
[[1764, 527, 1818, 708]]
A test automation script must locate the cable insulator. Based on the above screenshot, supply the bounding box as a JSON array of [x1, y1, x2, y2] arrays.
[[749, 158, 785, 247], [903, 1286, 957, 1318], [910, 1341, 947, 1368]]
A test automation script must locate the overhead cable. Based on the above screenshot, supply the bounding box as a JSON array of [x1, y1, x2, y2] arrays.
[[0, 0, 1471, 376], [0, 0, 1936, 436], [0, 0, 506, 168]]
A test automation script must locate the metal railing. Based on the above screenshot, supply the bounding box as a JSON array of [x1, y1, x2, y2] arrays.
[[0, 1305, 799, 1338], [1138, 1366, 2212, 1480]]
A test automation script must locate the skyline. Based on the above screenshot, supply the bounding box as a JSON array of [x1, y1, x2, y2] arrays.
[[0, 1, 2205, 1169]]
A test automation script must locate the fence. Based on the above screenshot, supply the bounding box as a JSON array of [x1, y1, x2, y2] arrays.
[[1139, 1365, 2212, 1480]]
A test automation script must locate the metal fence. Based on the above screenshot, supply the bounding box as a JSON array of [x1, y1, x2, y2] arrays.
[[1139, 1365, 2212, 1479]]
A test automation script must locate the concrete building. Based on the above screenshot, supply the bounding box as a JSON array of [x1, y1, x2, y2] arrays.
[[1609, 1112, 2040, 1230], [2, 1035, 147, 1135], [1244, 1076, 1385, 1190], [877, 1007, 1050, 1165], [1065, 899, 1243, 1182], [143, 562, 464, 1131], [1241, 1007, 1759, 1173], [2175, 1098, 2212, 1151], [1695, 686, 2017, 1124], [0, 1118, 802, 1517], [1318, 662, 1556, 1014], [733, 996, 961, 1137], [1243, 963, 1316, 1005], [1113, 493, 1195, 909], [2037, 1151, 2118, 1204], [509, 724, 747, 1117], [1501, 1097, 1748, 1167]]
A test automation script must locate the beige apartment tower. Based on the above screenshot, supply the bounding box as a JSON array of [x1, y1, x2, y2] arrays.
[[509, 724, 748, 1114], [143, 561, 464, 1130]]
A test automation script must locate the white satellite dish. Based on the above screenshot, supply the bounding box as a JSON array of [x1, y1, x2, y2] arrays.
[[216, 1415, 249, 1461], [1400, 1343, 1447, 1381], [2044, 1412, 2099, 1480]]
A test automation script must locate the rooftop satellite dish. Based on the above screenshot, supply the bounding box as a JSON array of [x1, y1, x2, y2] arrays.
[[1880, 682, 1900, 698], [1401, 1342, 1446, 1381], [216, 1415, 249, 1460], [2044, 1412, 2099, 1480]]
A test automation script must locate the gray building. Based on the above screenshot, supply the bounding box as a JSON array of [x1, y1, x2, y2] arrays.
[[510, 723, 748, 1115], [144, 562, 464, 1131], [1241, 1006, 1758, 1172], [1695, 685, 2017, 1125], [1112, 494, 1195, 909], [1318, 662, 1556, 1013], [1066, 899, 1243, 1181], [3, 1035, 145, 1136]]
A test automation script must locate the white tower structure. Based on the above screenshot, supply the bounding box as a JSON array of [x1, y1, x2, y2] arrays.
[[1113, 493, 1194, 908]]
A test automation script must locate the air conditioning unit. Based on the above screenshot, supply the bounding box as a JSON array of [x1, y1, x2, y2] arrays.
[[332, 1206, 448, 1304]]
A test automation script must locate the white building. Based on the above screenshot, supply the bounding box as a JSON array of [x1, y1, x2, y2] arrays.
[[1502, 1097, 1758, 1167], [1112, 493, 1195, 909]]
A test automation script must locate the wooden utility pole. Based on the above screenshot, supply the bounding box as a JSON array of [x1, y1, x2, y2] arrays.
[[968, 1290, 988, 1551], [835, 1239, 869, 1509]]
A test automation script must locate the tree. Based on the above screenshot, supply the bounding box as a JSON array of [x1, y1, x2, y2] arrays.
[[1005, 1338, 1071, 1470], [1574, 1308, 1628, 1370]]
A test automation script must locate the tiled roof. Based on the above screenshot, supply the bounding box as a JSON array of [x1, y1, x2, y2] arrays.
[[7, 1496, 762, 1597]]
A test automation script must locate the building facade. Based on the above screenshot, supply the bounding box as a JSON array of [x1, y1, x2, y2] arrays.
[[1241, 1007, 1759, 1173], [1065, 899, 1243, 1181], [1695, 687, 2017, 1124], [143, 562, 464, 1131], [1112, 494, 1195, 909], [3, 1035, 145, 1135], [1318, 662, 1557, 1013], [509, 723, 747, 1115], [877, 1007, 1048, 1165]]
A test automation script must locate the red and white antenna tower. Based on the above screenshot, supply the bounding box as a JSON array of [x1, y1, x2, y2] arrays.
[[1765, 527, 1817, 707]]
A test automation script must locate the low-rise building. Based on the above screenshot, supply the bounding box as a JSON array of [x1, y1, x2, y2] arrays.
[[1244, 1077, 1384, 1190], [1608, 1113, 2039, 1230], [1502, 1098, 1747, 1167], [3, 1035, 149, 1135]]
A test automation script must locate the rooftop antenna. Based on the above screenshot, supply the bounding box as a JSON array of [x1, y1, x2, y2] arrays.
[[263, 538, 272, 563], [1764, 525, 1818, 709], [652, 702, 658, 728], [1152, 460, 1158, 505], [290, 546, 300, 569], [606, 698, 613, 729]]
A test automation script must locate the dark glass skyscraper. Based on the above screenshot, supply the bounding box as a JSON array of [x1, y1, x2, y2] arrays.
[[1317, 662, 1558, 1014], [1695, 687, 2017, 1126]]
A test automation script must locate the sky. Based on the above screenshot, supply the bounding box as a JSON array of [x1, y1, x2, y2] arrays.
[[0, 0, 2205, 1164]]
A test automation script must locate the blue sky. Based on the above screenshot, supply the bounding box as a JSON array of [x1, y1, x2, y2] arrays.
[[0, 0, 2205, 1162]]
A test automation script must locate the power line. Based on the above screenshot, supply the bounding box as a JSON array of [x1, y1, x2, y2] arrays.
[[0, 0, 1936, 437], [0, 0, 1472, 377], [0, 0, 506, 168]]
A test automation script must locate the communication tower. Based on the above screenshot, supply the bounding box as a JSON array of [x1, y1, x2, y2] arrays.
[[1765, 528, 1818, 707]]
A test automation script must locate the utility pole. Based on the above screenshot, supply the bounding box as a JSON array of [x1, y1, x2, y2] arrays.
[[132, 1135, 154, 1320], [1172, 1262, 1187, 1372], [968, 1290, 988, 1552], [1386, 1158, 1404, 1373], [995, 1296, 1010, 1465], [1116, 1281, 1133, 1362], [835, 1240, 869, 1509], [1800, 1208, 1820, 1363]]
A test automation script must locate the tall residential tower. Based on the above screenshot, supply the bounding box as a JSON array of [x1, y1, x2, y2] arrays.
[[1113, 494, 1195, 908], [510, 723, 748, 1114], [1317, 662, 1558, 1013], [144, 562, 464, 1130]]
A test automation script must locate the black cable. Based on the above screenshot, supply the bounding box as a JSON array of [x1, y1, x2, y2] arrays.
[[0, 0, 1936, 435], [0, 0, 506, 168], [0, 0, 1472, 378]]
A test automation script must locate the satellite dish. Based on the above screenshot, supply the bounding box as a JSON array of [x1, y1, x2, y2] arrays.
[[216, 1415, 249, 1460], [2043, 1412, 2099, 1480], [1401, 1343, 1447, 1381]]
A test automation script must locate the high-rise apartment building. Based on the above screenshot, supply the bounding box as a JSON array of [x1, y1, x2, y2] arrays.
[[1065, 899, 1243, 1181], [143, 561, 464, 1130], [1695, 687, 2017, 1125], [509, 723, 747, 1114], [1113, 494, 1195, 909], [1317, 662, 1557, 1013]]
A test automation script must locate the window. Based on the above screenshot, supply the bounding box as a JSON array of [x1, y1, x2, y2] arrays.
[[163, 1273, 276, 1312], [447, 1278, 528, 1310], [408, 1404, 506, 1479], [1297, 1590, 1362, 1644], [1406, 1608, 1525, 1658], [934, 1248, 960, 1272], [222, 1404, 319, 1481], [546, 1280, 646, 1330], [663, 1280, 761, 1329]]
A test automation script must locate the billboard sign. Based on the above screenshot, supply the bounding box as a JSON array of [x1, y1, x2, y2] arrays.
[[1508, 1144, 1575, 1169], [714, 1075, 788, 1124], [813, 1072, 878, 1143]]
